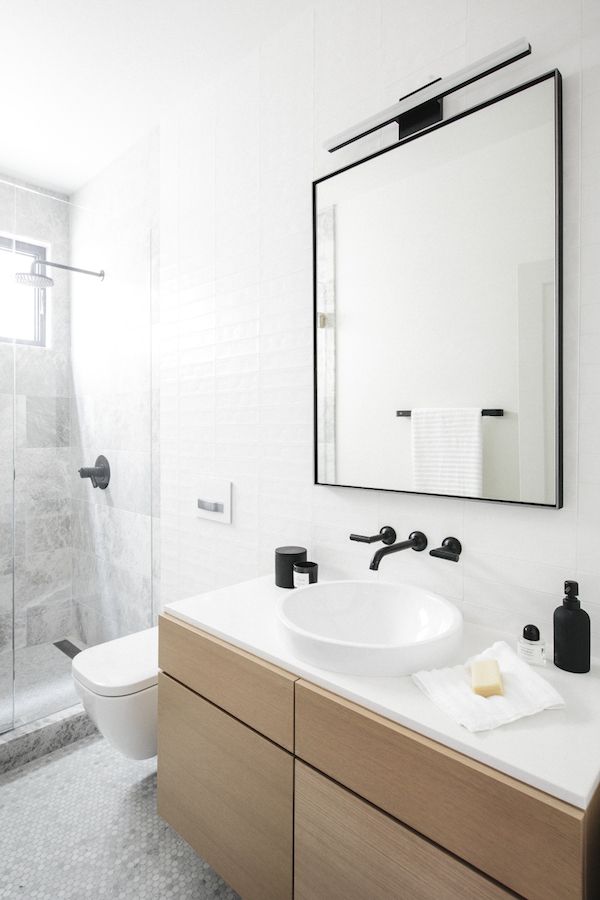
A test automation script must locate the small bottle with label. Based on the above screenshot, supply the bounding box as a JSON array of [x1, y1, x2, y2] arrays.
[[293, 561, 318, 588], [517, 624, 546, 666]]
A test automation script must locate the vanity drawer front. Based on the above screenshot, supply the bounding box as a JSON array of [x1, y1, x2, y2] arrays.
[[158, 673, 293, 900], [295, 761, 512, 900], [295, 680, 584, 900], [159, 614, 296, 750]]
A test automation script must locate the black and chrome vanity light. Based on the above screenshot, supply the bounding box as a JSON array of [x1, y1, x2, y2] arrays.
[[323, 37, 531, 153]]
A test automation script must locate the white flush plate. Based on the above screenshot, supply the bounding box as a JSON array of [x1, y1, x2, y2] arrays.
[[196, 476, 232, 524]]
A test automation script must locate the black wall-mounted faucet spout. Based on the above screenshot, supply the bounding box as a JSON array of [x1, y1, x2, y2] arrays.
[[369, 531, 428, 570]]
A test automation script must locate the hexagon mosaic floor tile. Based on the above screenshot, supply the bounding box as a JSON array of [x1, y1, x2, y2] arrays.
[[0, 734, 239, 899]]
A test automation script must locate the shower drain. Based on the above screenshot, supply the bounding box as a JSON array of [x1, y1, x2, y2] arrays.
[[53, 639, 82, 659]]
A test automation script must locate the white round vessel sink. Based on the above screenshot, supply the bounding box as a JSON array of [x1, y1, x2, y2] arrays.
[[277, 580, 462, 676]]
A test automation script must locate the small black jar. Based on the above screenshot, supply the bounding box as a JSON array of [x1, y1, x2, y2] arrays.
[[275, 546, 307, 588]]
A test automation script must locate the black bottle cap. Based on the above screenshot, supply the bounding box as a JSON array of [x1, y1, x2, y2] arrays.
[[564, 580, 581, 609], [276, 545, 307, 557], [523, 624, 540, 642]]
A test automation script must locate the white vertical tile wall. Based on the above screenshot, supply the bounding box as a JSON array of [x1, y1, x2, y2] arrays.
[[158, 1, 600, 649]]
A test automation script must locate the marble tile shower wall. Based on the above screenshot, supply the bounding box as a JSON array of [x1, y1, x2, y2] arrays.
[[0, 179, 73, 654], [158, 0, 600, 647], [69, 131, 158, 645], [0, 306, 13, 653]]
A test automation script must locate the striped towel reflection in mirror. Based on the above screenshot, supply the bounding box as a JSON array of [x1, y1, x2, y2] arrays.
[[411, 408, 483, 497]]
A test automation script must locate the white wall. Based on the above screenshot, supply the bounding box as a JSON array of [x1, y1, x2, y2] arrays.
[[158, 0, 600, 651]]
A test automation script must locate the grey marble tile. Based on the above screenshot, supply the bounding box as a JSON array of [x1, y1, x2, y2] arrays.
[[0, 514, 13, 559], [13, 547, 72, 610], [0, 668, 12, 735], [14, 511, 72, 557], [70, 390, 152, 453], [0, 392, 13, 445], [19, 395, 70, 448], [14, 345, 70, 398], [70, 500, 89, 551], [151, 385, 160, 511], [0, 350, 14, 396], [25, 597, 75, 647], [71, 501, 151, 574], [30, 510, 71, 553], [14, 449, 71, 524], [50, 296, 71, 353], [73, 600, 120, 646], [152, 575, 161, 623], [72, 552, 151, 641], [71, 549, 97, 597], [152, 515, 160, 579], [0, 639, 82, 730], [0, 612, 12, 655], [0, 704, 96, 773], [0, 736, 238, 899], [0, 482, 11, 521], [0, 557, 14, 652], [71, 447, 152, 515], [12, 640, 79, 727]]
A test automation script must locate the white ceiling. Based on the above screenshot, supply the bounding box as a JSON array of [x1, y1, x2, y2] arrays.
[[0, 0, 310, 195]]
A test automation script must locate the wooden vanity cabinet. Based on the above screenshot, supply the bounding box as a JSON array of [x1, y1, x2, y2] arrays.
[[295, 679, 597, 900], [158, 674, 293, 900], [158, 615, 600, 900], [294, 760, 512, 900], [159, 613, 296, 750], [158, 616, 296, 900]]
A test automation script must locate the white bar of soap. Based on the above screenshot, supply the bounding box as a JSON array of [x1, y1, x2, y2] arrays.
[[471, 658, 504, 697]]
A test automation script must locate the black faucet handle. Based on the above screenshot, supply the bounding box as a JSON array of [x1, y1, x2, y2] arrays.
[[350, 525, 397, 546], [78, 455, 110, 490], [429, 536, 462, 562], [408, 531, 428, 552]]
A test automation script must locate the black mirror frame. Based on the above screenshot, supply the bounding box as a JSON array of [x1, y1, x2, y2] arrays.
[[312, 69, 563, 509]]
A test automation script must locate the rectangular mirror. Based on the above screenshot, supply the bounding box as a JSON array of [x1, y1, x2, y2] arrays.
[[314, 71, 562, 507]]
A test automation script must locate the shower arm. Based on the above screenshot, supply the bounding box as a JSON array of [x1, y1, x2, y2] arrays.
[[31, 259, 105, 280]]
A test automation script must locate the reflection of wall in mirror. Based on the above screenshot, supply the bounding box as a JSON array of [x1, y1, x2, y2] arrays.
[[517, 260, 556, 504], [321, 88, 555, 503], [316, 206, 337, 483]]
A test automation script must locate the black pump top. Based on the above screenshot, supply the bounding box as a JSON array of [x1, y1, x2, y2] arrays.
[[563, 580, 580, 609], [523, 624, 540, 642]]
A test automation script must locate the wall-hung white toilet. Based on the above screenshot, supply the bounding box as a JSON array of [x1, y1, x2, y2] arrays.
[[72, 627, 158, 760]]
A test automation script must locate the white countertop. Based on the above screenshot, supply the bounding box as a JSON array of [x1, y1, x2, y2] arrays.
[[164, 575, 600, 810]]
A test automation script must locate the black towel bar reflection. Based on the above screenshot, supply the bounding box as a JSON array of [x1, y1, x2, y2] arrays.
[[396, 409, 504, 417]]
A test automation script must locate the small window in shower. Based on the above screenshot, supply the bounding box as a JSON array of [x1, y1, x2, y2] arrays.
[[0, 235, 47, 345]]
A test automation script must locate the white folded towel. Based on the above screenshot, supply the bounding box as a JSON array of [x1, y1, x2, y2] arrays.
[[411, 407, 483, 497], [412, 641, 565, 732]]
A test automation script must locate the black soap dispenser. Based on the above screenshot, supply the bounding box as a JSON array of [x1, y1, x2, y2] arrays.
[[553, 581, 591, 673]]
